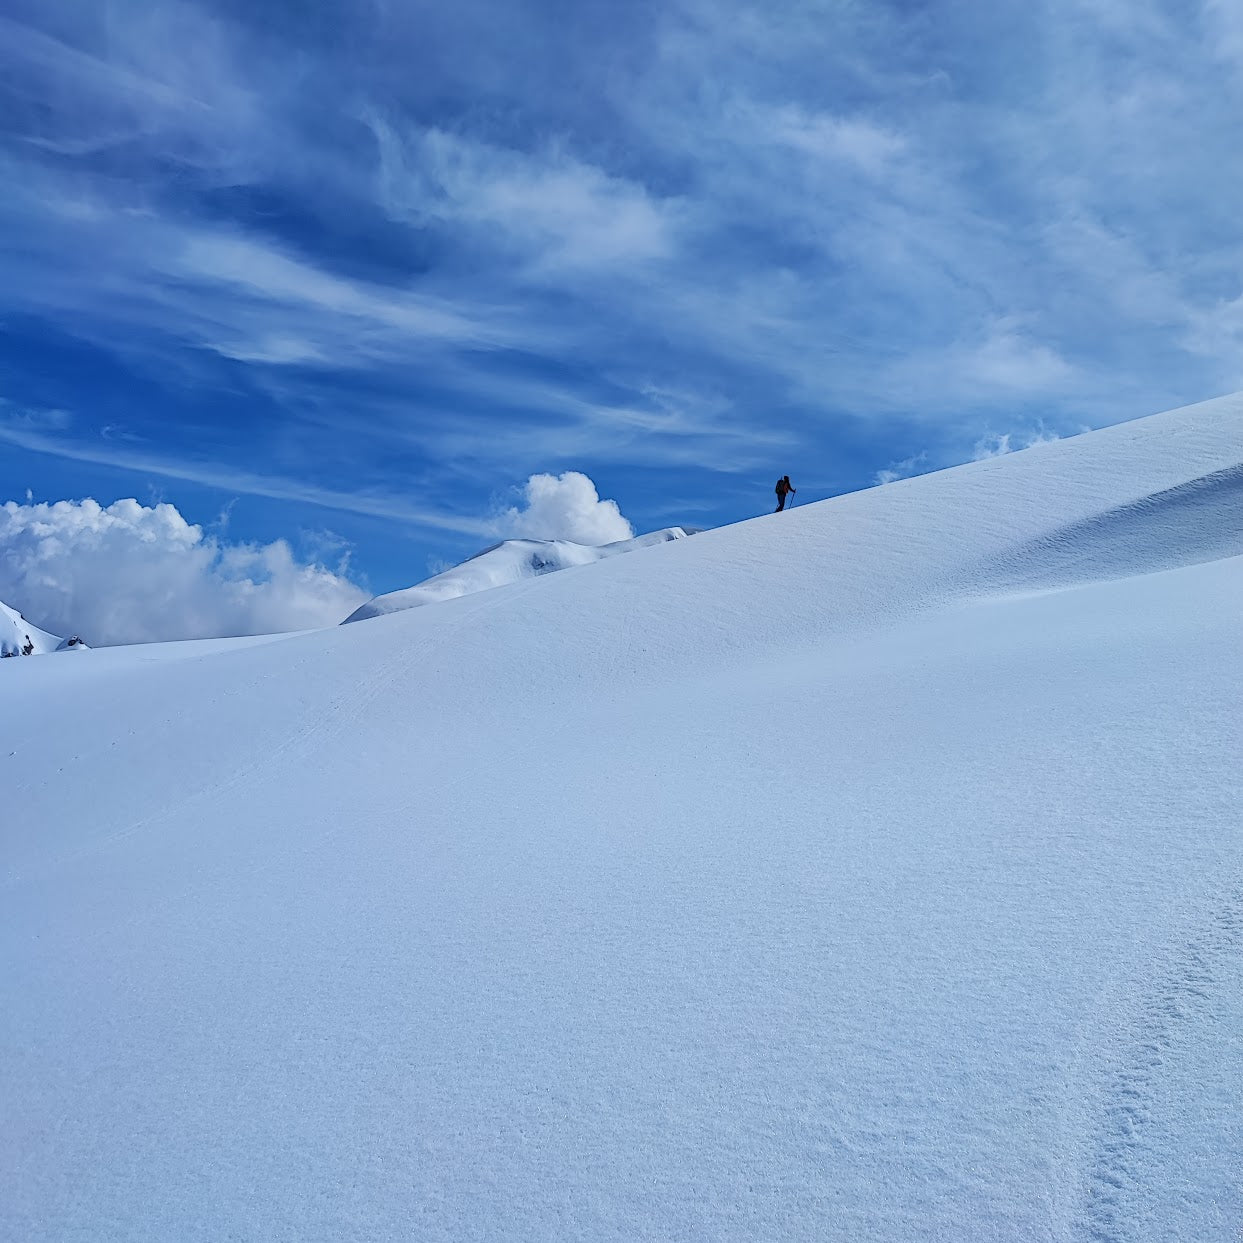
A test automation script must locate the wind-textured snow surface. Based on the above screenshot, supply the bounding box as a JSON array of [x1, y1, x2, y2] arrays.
[[3, 395, 1243, 1242], [343, 526, 690, 621]]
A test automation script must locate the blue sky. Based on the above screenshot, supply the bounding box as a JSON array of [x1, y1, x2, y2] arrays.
[[2, 0, 1243, 632]]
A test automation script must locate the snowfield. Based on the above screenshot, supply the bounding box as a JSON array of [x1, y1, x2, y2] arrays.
[[3, 395, 1242, 1242]]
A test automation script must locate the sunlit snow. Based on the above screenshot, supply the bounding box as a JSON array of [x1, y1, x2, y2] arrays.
[[0, 598, 81, 656], [3, 395, 1242, 1241], [344, 527, 690, 621]]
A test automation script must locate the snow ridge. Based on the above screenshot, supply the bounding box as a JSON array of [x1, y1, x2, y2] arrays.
[[343, 527, 690, 622], [0, 599, 70, 657], [980, 460, 1243, 596]]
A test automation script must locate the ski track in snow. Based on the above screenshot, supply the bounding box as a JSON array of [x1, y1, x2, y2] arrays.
[[1078, 880, 1243, 1243]]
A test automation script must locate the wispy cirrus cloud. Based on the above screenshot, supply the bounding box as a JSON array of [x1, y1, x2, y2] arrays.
[[171, 232, 513, 362], [2, 0, 1243, 587], [0, 408, 498, 537], [368, 120, 679, 278]]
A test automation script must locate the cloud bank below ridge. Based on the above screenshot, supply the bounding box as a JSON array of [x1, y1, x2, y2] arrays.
[[0, 498, 368, 645]]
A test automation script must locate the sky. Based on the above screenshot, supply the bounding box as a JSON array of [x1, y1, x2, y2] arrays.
[[2, 0, 1243, 642]]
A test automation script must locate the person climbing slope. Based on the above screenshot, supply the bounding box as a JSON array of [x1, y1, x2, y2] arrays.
[[775, 475, 796, 512]]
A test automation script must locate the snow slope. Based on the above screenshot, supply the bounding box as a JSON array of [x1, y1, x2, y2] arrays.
[[3, 394, 1243, 1242], [344, 526, 690, 621], [0, 599, 72, 656]]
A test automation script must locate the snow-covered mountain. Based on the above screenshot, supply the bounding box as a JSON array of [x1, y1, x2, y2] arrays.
[[4, 394, 1243, 1242], [344, 526, 690, 621], [0, 598, 83, 656]]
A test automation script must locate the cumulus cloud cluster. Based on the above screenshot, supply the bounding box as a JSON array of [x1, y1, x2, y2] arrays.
[[0, 498, 368, 646], [499, 472, 634, 545]]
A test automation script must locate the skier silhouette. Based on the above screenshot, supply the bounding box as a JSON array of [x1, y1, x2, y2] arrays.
[[774, 475, 796, 512]]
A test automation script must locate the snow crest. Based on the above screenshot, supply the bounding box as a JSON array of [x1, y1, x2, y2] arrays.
[[343, 527, 690, 622], [0, 599, 77, 657]]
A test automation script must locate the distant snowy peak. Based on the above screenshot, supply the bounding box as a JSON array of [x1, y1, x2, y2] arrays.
[[344, 528, 692, 623], [0, 599, 85, 657]]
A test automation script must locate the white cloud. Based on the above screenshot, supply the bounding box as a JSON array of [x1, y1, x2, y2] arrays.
[[173, 233, 493, 349], [1198, 0, 1243, 71], [370, 120, 676, 276], [874, 452, 928, 485], [499, 472, 634, 545], [874, 321, 1079, 415], [0, 416, 497, 537], [966, 327, 1076, 392], [4, 0, 1240, 509], [0, 498, 368, 645], [766, 105, 908, 177]]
